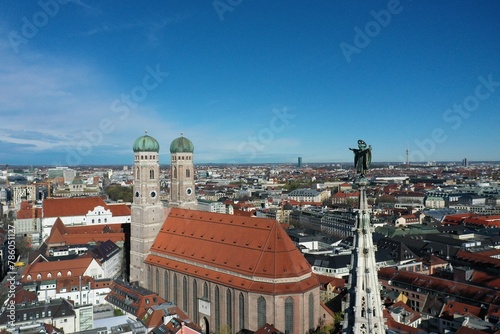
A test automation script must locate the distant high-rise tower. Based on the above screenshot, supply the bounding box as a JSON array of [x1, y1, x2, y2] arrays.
[[169, 134, 197, 209], [298, 156, 302, 168], [130, 132, 164, 287], [406, 145, 410, 168], [462, 158, 468, 167], [344, 141, 385, 334]]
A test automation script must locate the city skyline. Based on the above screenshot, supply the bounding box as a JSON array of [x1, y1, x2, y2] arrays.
[[1, 1, 499, 166]]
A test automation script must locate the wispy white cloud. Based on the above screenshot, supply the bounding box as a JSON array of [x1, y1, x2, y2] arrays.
[[77, 11, 194, 46], [0, 43, 177, 162]]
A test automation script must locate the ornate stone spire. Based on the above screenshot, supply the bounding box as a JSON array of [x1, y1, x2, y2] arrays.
[[343, 141, 386, 334]]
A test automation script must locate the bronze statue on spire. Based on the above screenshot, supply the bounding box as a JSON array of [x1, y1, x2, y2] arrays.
[[349, 139, 372, 176]]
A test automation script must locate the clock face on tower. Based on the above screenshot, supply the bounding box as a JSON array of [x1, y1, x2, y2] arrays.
[[186, 187, 193, 196]]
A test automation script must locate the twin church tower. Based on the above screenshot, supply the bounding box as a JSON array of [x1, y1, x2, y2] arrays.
[[129, 132, 197, 286]]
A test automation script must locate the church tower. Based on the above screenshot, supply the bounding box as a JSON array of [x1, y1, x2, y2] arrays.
[[343, 178, 386, 333], [130, 132, 164, 287], [169, 134, 197, 209], [343, 141, 386, 334]]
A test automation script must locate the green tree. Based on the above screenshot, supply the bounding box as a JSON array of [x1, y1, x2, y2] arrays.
[[105, 185, 133, 202], [16, 236, 32, 259]]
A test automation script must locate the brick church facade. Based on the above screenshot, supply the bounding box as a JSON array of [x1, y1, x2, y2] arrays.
[[131, 133, 321, 333]]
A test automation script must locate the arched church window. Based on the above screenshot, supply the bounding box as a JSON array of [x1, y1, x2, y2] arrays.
[[192, 280, 198, 323], [186, 169, 190, 178], [239, 293, 245, 331], [203, 282, 209, 299], [309, 293, 314, 331], [148, 266, 152, 291], [155, 268, 160, 292], [173, 166, 177, 179], [285, 297, 294, 334], [227, 289, 232, 331], [183, 276, 188, 312], [173, 274, 178, 305], [164, 271, 169, 300], [137, 167, 140, 180], [257, 296, 266, 328], [215, 286, 220, 332], [150, 169, 154, 179]]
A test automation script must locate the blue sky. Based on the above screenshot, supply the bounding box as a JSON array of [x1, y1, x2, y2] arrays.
[[1, 1, 499, 166]]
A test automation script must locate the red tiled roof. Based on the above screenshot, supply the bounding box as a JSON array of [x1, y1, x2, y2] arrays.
[[455, 327, 493, 334], [44, 218, 126, 246], [255, 323, 284, 334], [383, 309, 427, 334], [475, 249, 500, 258], [13, 287, 38, 304], [142, 304, 191, 329], [21, 253, 95, 282], [317, 274, 345, 289], [389, 301, 421, 323], [456, 250, 500, 269], [379, 267, 500, 306], [106, 280, 165, 319], [56, 275, 95, 293], [147, 208, 319, 295], [470, 270, 500, 290], [442, 213, 475, 225], [464, 215, 500, 228], [43, 197, 130, 218], [441, 300, 481, 318], [108, 203, 131, 216], [332, 191, 359, 199], [17, 201, 42, 219]]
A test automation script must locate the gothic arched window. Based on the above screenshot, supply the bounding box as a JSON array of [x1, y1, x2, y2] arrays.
[[285, 297, 294, 334], [257, 296, 266, 328], [309, 293, 314, 331], [186, 168, 190, 178], [192, 280, 198, 323], [239, 293, 245, 331], [215, 286, 220, 332], [164, 271, 169, 300], [227, 289, 232, 331], [150, 169, 154, 179], [155, 268, 160, 292], [203, 282, 209, 299], [183, 276, 188, 311], [173, 274, 178, 305]]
